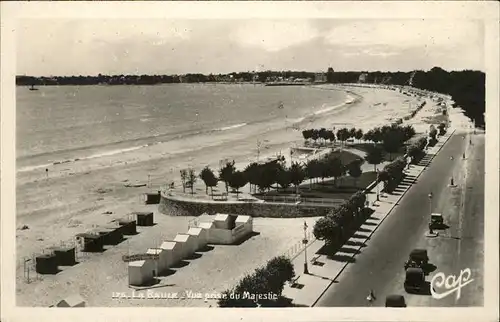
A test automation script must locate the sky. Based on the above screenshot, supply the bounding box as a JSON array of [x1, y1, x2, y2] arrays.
[[16, 19, 485, 76]]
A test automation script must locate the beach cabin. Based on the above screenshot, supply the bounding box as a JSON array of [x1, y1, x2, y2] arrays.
[[160, 241, 182, 269], [173, 234, 197, 259], [128, 259, 155, 286], [187, 227, 207, 250], [52, 246, 77, 266], [213, 214, 232, 229], [100, 225, 124, 245], [144, 191, 161, 205], [35, 253, 59, 274], [75, 233, 104, 252], [198, 222, 214, 242], [118, 217, 137, 235], [133, 212, 154, 226], [56, 294, 86, 307], [235, 215, 253, 237], [146, 248, 162, 276]]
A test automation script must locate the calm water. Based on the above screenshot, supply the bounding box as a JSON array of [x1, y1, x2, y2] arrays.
[[16, 84, 347, 169]]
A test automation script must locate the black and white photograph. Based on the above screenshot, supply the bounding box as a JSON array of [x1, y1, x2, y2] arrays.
[[1, 1, 498, 322]]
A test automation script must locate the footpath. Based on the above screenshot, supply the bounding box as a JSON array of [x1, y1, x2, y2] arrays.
[[281, 129, 455, 307]]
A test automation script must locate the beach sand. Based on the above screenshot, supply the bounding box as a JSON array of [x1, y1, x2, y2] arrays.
[[15, 84, 447, 306]]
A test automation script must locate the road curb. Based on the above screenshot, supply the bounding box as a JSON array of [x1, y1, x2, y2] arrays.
[[310, 130, 456, 307]]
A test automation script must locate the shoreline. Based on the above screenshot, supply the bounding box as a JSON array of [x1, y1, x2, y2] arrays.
[[15, 85, 436, 260]]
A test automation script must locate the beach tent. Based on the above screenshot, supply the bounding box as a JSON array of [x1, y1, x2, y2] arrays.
[[213, 214, 231, 229], [100, 225, 124, 245], [198, 222, 214, 243], [118, 217, 137, 235], [173, 234, 197, 259], [35, 253, 59, 274], [159, 241, 182, 269], [52, 246, 77, 266], [187, 227, 207, 250], [128, 259, 155, 286], [75, 232, 104, 252], [56, 294, 86, 307], [133, 211, 154, 226]]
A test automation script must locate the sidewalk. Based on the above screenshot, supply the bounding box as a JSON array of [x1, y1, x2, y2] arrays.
[[282, 130, 455, 307]]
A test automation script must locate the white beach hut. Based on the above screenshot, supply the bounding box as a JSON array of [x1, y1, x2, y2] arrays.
[[160, 241, 182, 269], [173, 234, 197, 259], [128, 259, 155, 286], [213, 213, 231, 229], [235, 215, 253, 235], [198, 221, 214, 241], [187, 227, 207, 250], [146, 248, 162, 276]]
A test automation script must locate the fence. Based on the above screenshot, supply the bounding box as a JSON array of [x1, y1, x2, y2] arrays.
[[283, 230, 316, 260]]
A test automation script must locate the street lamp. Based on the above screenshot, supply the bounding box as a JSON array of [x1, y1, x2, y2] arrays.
[[303, 221, 309, 274], [428, 192, 434, 234], [376, 169, 380, 201]]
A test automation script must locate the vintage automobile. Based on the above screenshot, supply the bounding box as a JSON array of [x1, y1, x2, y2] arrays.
[[385, 294, 407, 307], [429, 213, 444, 228], [404, 249, 429, 269], [404, 268, 426, 293]]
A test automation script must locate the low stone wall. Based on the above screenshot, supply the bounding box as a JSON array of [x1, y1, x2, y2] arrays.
[[159, 194, 334, 218]]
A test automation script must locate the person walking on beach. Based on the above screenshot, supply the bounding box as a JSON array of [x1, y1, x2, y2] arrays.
[[45, 168, 48, 178]]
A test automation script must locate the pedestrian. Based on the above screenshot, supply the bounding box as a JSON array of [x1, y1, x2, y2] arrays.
[[45, 168, 48, 178]]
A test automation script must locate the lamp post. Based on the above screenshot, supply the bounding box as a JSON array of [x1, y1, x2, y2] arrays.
[[428, 192, 434, 234], [303, 221, 309, 274], [376, 169, 380, 201]]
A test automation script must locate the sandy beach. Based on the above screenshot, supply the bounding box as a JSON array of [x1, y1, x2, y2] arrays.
[[15, 84, 447, 306]]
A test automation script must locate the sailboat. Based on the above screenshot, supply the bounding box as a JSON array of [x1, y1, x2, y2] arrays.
[[29, 84, 39, 91]]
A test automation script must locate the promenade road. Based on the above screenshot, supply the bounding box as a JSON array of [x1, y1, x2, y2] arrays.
[[316, 132, 484, 307]]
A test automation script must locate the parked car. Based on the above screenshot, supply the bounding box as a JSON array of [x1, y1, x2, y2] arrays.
[[385, 295, 407, 307], [404, 268, 425, 293], [429, 213, 444, 228], [404, 249, 429, 269]]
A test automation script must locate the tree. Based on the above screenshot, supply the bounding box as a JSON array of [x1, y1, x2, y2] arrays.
[[354, 129, 364, 143], [318, 128, 328, 145], [402, 125, 416, 141], [437, 122, 446, 135], [371, 127, 383, 144], [219, 160, 236, 193], [186, 168, 197, 195], [199, 166, 217, 194], [311, 129, 320, 144], [327, 130, 336, 144], [347, 160, 363, 188], [364, 144, 384, 172], [276, 166, 292, 191], [313, 216, 341, 245], [289, 162, 306, 194], [349, 127, 357, 139], [336, 128, 350, 147], [228, 170, 248, 199], [306, 159, 321, 187], [329, 157, 345, 187], [382, 129, 405, 161], [180, 169, 188, 193], [265, 256, 295, 296], [244, 162, 260, 193], [301, 129, 312, 142]]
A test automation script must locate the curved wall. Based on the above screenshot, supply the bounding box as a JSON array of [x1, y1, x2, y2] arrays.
[[159, 194, 335, 218]]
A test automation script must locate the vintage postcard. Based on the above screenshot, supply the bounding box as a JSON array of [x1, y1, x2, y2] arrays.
[[1, 1, 498, 322]]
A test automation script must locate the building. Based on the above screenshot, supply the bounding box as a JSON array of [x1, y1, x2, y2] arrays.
[[314, 73, 327, 83]]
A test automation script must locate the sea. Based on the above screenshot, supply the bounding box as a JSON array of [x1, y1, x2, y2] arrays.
[[16, 84, 348, 171]]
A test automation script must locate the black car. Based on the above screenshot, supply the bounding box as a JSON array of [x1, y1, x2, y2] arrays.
[[404, 249, 429, 269], [404, 267, 425, 293], [385, 295, 407, 307]]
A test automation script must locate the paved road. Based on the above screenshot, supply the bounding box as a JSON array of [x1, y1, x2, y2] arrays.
[[316, 132, 484, 307]]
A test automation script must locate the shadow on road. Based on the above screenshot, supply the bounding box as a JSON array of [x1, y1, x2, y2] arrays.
[[344, 240, 367, 247], [232, 231, 261, 245], [327, 254, 356, 263], [170, 260, 190, 269], [422, 263, 437, 275], [338, 247, 361, 255]]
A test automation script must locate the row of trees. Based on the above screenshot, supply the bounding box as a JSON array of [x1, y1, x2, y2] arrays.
[[303, 124, 417, 161], [313, 191, 367, 246], [218, 255, 295, 307], [196, 151, 364, 199]]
